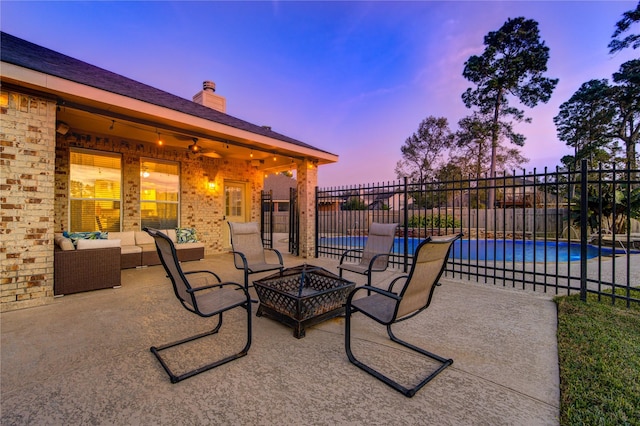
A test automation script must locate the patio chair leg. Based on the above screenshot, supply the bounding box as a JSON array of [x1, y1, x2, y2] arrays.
[[345, 307, 452, 398], [242, 270, 260, 304], [151, 309, 252, 383]]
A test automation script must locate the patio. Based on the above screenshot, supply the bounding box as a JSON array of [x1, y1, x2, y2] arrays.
[[1, 239, 560, 425]]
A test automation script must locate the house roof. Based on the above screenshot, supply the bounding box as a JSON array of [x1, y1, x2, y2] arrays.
[[0, 32, 335, 159]]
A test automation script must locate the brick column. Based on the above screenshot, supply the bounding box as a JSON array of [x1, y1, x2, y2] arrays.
[[296, 159, 317, 259], [1, 90, 56, 311]]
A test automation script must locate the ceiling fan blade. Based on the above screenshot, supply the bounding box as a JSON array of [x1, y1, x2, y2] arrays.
[[201, 151, 222, 159]]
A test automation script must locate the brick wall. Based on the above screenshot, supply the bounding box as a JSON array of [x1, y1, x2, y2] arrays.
[[1, 89, 316, 312], [1, 90, 56, 312], [1, 88, 265, 312], [54, 132, 263, 254]]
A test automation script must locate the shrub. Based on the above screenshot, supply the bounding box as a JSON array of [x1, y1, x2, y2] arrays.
[[407, 214, 460, 228]]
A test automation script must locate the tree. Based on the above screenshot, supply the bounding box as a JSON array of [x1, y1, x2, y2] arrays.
[[554, 61, 639, 170], [553, 79, 616, 168], [611, 59, 640, 170], [609, 2, 640, 54], [395, 116, 454, 184], [342, 196, 367, 211], [454, 113, 529, 178], [455, 113, 492, 178], [462, 17, 558, 207]]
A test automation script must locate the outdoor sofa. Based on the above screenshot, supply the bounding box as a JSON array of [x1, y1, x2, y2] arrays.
[[53, 229, 205, 295], [53, 237, 121, 296]]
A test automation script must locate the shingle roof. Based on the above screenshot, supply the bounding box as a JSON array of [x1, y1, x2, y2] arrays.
[[1, 32, 330, 154]]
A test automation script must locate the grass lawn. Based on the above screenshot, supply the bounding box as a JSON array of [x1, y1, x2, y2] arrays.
[[555, 289, 640, 426]]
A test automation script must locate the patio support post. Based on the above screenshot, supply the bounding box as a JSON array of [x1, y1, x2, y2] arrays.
[[297, 159, 318, 259]]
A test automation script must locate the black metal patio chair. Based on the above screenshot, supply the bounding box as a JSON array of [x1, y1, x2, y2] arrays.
[[227, 221, 284, 295], [338, 222, 397, 288], [344, 233, 462, 397], [144, 227, 252, 383]]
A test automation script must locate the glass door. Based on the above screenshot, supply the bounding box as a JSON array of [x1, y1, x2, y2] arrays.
[[224, 181, 247, 249]]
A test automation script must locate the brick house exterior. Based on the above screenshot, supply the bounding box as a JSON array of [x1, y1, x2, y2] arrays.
[[0, 32, 337, 312]]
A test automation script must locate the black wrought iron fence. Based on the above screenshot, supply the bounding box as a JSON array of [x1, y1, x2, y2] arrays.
[[260, 190, 273, 249], [315, 160, 640, 306]]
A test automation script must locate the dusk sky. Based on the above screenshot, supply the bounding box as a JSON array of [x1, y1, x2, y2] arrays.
[[2, 1, 638, 187]]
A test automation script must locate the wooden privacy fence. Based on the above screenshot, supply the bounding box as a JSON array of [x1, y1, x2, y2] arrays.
[[317, 208, 571, 238]]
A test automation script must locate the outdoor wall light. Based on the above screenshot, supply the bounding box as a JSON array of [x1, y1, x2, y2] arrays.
[[56, 121, 70, 135], [204, 173, 216, 191]]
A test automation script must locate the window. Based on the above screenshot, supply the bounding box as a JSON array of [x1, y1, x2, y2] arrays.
[[69, 150, 122, 232], [140, 159, 179, 229]]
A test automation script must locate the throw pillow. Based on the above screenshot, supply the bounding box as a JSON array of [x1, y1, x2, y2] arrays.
[[176, 227, 198, 243], [54, 235, 75, 251], [62, 231, 108, 247]]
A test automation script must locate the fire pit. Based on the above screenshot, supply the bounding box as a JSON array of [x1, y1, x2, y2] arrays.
[[253, 264, 355, 338]]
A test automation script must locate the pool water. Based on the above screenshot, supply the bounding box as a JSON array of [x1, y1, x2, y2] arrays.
[[319, 237, 630, 262]]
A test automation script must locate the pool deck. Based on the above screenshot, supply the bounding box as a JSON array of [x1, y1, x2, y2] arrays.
[[3, 232, 639, 425], [0, 236, 565, 425]]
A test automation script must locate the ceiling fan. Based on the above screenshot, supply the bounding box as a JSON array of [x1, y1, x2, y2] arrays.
[[186, 138, 221, 158]]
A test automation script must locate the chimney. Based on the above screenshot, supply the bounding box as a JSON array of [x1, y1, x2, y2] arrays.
[[193, 80, 227, 113]]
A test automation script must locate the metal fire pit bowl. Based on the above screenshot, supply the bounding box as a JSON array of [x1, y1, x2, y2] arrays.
[[253, 264, 355, 338]]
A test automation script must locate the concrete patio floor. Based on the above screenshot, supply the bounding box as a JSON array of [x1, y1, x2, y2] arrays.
[[1, 243, 560, 425]]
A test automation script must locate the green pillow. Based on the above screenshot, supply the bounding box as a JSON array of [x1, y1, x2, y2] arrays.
[[62, 231, 108, 247], [176, 228, 198, 243]]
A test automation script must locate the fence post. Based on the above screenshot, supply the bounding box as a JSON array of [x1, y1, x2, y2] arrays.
[[580, 159, 588, 302], [314, 187, 318, 258], [403, 177, 409, 273]]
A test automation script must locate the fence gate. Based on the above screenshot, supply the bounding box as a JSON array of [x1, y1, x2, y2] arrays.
[[260, 190, 274, 248], [289, 187, 299, 255]]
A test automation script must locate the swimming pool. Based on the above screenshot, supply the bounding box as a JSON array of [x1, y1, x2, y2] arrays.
[[319, 236, 632, 262]]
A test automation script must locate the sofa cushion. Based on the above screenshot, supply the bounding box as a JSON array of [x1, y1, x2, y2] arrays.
[[176, 227, 198, 243], [161, 229, 177, 242], [120, 245, 142, 255], [77, 238, 121, 250], [137, 243, 157, 253], [174, 242, 205, 250], [63, 231, 108, 247], [54, 235, 75, 251], [108, 231, 136, 247], [134, 231, 155, 245]]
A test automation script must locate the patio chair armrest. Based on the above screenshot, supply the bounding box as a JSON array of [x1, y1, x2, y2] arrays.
[[264, 247, 284, 265], [387, 275, 409, 293], [183, 271, 226, 293], [339, 248, 363, 265], [366, 253, 391, 272], [184, 270, 222, 283], [346, 285, 401, 306], [188, 280, 246, 294], [229, 250, 249, 270]]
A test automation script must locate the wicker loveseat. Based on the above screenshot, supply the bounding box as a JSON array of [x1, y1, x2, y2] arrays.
[[53, 239, 121, 296]]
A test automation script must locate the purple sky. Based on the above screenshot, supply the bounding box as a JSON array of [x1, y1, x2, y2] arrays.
[[2, 1, 637, 187]]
